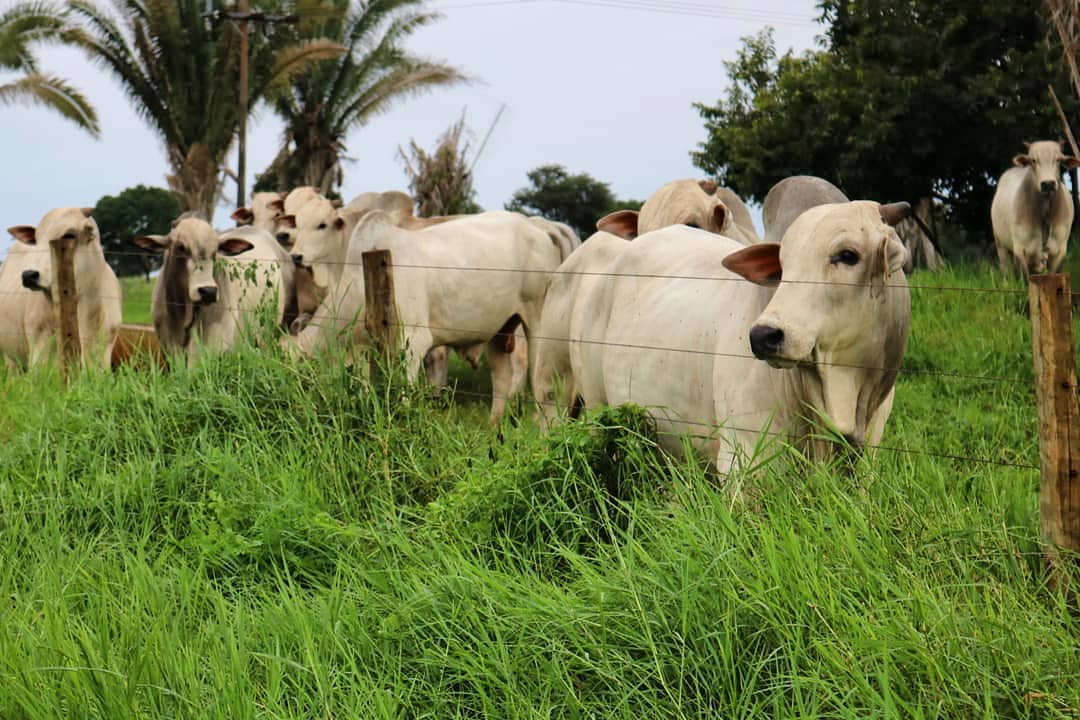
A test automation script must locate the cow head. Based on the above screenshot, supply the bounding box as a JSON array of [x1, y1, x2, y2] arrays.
[[8, 206, 103, 300], [231, 191, 286, 231], [287, 196, 367, 294], [1014, 140, 1080, 195], [723, 201, 912, 444], [135, 217, 253, 308], [597, 179, 731, 240], [269, 186, 322, 249]]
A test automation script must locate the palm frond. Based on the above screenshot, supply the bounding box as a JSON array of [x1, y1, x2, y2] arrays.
[[260, 38, 347, 100], [0, 72, 100, 135]]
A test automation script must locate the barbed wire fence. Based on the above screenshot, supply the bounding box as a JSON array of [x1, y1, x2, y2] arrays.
[[1, 242, 1077, 585]]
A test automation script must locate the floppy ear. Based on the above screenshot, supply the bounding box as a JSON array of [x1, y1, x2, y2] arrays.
[[722, 243, 782, 286], [231, 207, 254, 224], [1013, 154, 1031, 167], [80, 207, 94, 218], [218, 237, 254, 256], [1064, 156, 1080, 170], [330, 198, 343, 208], [8, 225, 36, 244], [882, 233, 909, 278], [133, 234, 169, 253], [275, 214, 296, 230], [597, 210, 639, 239], [267, 198, 285, 213], [698, 179, 718, 195]]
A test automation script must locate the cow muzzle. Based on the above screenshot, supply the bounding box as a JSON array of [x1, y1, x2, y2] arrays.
[[21, 269, 44, 292], [749, 324, 785, 359], [1040, 180, 1058, 194], [195, 285, 218, 305]]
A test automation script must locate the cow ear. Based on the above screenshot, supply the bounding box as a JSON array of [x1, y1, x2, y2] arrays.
[[218, 237, 254, 256], [597, 210, 639, 239], [231, 207, 254, 224], [698, 179, 718, 195], [8, 225, 36, 244], [1064, 156, 1080, 170], [276, 214, 296, 230], [1013, 154, 1031, 167], [133, 234, 169, 253], [334, 216, 345, 231], [713, 204, 728, 232], [267, 198, 285, 213], [330, 198, 343, 209], [80, 207, 94, 218], [883, 233, 909, 277], [722, 243, 782, 286]]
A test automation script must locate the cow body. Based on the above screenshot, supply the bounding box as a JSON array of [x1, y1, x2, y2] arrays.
[[991, 141, 1078, 277], [2, 207, 122, 369], [567, 202, 911, 472], [597, 179, 746, 242], [762, 175, 848, 245], [137, 219, 295, 359], [289, 210, 564, 422]]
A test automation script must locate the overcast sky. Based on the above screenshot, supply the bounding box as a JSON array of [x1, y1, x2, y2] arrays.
[[0, 0, 822, 258]]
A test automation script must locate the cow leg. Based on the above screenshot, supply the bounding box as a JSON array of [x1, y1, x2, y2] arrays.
[[456, 343, 484, 370], [996, 243, 1014, 278], [423, 346, 450, 387], [486, 337, 515, 424], [530, 327, 575, 429]]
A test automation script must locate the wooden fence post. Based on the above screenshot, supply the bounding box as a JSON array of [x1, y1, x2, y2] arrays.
[[361, 249, 399, 378], [1029, 274, 1080, 589], [49, 235, 81, 382]]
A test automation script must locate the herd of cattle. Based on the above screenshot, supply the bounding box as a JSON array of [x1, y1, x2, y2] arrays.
[[1, 140, 1076, 470]]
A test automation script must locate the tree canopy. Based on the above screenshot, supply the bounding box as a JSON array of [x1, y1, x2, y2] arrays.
[[95, 185, 180, 278], [506, 165, 642, 239], [693, 1, 1079, 241]]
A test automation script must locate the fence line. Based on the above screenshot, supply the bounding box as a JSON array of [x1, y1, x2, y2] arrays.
[[0, 247, 1033, 295]]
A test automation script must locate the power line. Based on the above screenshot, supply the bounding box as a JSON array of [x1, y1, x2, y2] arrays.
[[437, 0, 818, 26]]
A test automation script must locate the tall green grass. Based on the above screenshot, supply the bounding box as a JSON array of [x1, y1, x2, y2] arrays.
[[0, 258, 1077, 718]]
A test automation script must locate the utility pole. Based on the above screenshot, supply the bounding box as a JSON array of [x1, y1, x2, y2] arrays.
[[205, 3, 298, 211]]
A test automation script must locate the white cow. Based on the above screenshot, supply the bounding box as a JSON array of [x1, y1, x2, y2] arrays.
[[135, 218, 296, 359], [531, 180, 741, 428], [231, 191, 287, 232], [991, 140, 1078, 277], [596, 179, 757, 245], [566, 201, 911, 472], [287, 210, 566, 422], [1, 207, 122, 369]]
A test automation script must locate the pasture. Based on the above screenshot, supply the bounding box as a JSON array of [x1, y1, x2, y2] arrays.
[[0, 255, 1078, 718]]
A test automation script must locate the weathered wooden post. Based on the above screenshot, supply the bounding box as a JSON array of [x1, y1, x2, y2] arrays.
[[1029, 274, 1080, 590], [361, 249, 399, 378], [50, 234, 81, 382]]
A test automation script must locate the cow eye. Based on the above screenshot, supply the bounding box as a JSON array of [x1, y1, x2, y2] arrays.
[[317, 222, 327, 230], [831, 249, 860, 266]]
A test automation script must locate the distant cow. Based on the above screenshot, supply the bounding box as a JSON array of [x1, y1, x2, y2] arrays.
[[762, 175, 849, 245], [231, 191, 287, 232], [1, 207, 122, 369], [991, 140, 1078, 277], [562, 201, 911, 472], [135, 218, 296, 359], [596, 179, 757, 244]]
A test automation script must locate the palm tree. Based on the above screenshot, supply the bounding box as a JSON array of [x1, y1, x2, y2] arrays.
[[0, 2, 99, 136], [65, 0, 343, 217], [259, 0, 467, 195]]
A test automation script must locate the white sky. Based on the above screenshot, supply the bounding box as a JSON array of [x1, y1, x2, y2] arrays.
[[0, 0, 822, 258]]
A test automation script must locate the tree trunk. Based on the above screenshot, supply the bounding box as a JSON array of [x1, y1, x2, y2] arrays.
[[166, 143, 225, 219]]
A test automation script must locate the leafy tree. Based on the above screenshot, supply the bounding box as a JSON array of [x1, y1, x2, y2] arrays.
[[694, 1, 1079, 243], [65, 0, 343, 218], [398, 114, 481, 216], [0, 2, 98, 135], [506, 165, 642, 239], [95, 185, 180, 279], [259, 0, 466, 195]]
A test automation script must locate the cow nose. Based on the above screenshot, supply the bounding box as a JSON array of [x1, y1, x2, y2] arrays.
[[276, 232, 292, 246], [20, 270, 40, 289], [291, 254, 303, 266], [1041, 180, 1057, 193], [748, 324, 784, 358], [197, 286, 218, 304]]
